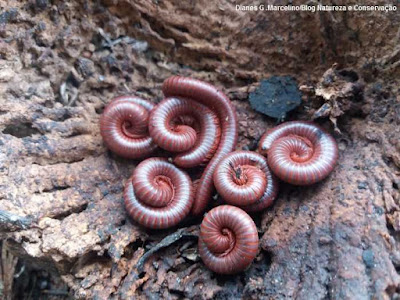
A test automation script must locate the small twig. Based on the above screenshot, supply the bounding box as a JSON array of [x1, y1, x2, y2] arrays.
[[123, 83, 130, 93], [136, 227, 197, 272], [97, 28, 113, 48], [120, 226, 198, 296]]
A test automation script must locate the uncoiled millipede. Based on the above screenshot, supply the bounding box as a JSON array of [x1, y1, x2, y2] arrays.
[[214, 151, 279, 212], [198, 205, 259, 274], [162, 76, 238, 215], [124, 158, 194, 229], [258, 121, 338, 185], [149, 97, 221, 168], [100, 96, 157, 159]]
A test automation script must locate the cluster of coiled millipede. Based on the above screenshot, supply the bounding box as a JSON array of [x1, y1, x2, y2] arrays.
[[100, 76, 338, 274]]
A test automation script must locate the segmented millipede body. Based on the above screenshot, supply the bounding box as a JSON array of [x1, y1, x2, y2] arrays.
[[198, 205, 259, 274], [149, 97, 221, 168], [162, 76, 238, 215], [124, 158, 194, 229], [100, 96, 157, 159], [214, 151, 279, 212], [258, 121, 338, 185]]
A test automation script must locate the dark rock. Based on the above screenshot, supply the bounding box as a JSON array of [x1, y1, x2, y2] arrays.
[[249, 76, 302, 120]]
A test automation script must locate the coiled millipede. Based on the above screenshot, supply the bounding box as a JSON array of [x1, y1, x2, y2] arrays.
[[162, 76, 238, 215], [198, 205, 259, 274], [100, 96, 157, 159], [149, 97, 221, 168], [123, 158, 194, 229], [100, 77, 340, 275], [258, 121, 338, 185], [214, 151, 278, 212]]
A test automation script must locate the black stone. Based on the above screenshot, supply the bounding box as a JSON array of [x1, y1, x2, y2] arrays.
[[249, 76, 302, 120]]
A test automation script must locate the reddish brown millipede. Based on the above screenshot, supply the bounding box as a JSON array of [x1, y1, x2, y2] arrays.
[[162, 76, 238, 215], [148, 97, 221, 168], [259, 121, 338, 185], [214, 151, 278, 212], [124, 158, 193, 229], [100, 96, 157, 159], [198, 205, 259, 274], [100, 78, 339, 275]]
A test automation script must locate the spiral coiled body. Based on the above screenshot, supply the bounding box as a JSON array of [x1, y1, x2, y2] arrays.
[[124, 158, 194, 229], [198, 205, 259, 274], [100, 96, 157, 159], [163, 76, 238, 215], [214, 151, 279, 212], [149, 97, 221, 168], [258, 121, 338, 185]]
